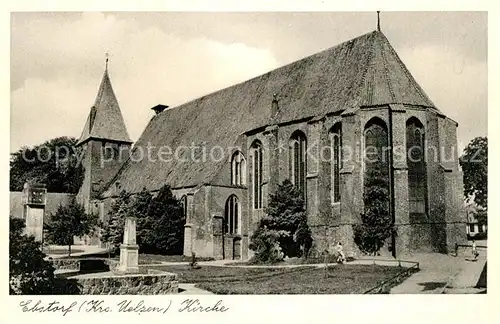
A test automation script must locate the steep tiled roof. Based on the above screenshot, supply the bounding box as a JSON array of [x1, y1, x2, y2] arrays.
[[102, 30, 440, 197], [77, 70, 132, 146]]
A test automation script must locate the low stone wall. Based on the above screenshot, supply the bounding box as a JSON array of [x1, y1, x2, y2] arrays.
[[77, 272, 179, 295], [51, 258, 178, 294], [51, 258, 119, 273]]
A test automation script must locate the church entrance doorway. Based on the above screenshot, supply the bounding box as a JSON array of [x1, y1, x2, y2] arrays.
[[233, 237, 241, 260]]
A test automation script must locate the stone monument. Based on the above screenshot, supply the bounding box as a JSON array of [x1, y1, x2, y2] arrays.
[[22, 182, 47, 242], [117, 216, 140, 274]]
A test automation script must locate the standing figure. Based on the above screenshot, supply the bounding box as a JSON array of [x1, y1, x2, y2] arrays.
[[472, 240, 479, 259], [335, 242, 346, 263]]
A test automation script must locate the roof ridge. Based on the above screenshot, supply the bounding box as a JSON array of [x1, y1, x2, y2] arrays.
[[100, 29, 444, 195], [165, 30, 380, 113], [356, 31, 378, 106], [379, 32, 436, 108], [379, 32, 397, 102]]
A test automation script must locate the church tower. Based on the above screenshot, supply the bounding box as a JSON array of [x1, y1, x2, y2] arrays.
[[76, 59, 132, 211]]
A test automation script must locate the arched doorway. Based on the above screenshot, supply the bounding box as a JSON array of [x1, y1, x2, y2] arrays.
[[224, 195, 241, 260]]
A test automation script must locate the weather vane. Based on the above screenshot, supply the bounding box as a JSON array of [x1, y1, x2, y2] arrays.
[[105, 52, 109, 70]]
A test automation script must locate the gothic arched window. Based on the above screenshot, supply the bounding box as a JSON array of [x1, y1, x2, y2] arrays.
[[251, 140, 264, 209], [180, 195, 188, 219], [406, 117, 427, 216], [330, 123, 342, 203], [289, 131, 307, 195], [231, 151, 246, 186], [224, 195, 239, 235], [364, 117, 390, 192]]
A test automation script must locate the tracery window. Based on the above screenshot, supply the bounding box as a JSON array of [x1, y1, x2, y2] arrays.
[[251, 141, 264, 209], [231, 151, 246, 186]]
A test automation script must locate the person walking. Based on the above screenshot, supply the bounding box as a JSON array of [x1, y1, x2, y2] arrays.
[[472, 239, 479, 259]]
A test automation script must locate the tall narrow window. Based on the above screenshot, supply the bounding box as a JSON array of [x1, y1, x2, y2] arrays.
[[224, 195, 239, 234], [289, 131, 307, 195], [406, 117, 427, 217], [231, 151, 246, 186], [251, 141, 264, 209], [180, 195, 188, 220], [330, 123, 342, 203], [103, 142, 117, 159], [364, 118, 390, 208]]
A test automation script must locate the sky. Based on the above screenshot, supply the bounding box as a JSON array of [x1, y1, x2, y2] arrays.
[[10, 11, 487, 154]]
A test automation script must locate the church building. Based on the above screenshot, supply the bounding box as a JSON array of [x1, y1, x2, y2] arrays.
[[77, 27, 467, 260]]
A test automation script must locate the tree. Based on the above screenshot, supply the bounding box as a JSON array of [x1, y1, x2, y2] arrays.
[[460, 137, 487, 213], [45, 198, 98, 256], [10, 136, 84, 193], [133, 188, 154, 250], [100, 190, 131, 254], [100, 185, 186, 255], [141, 185, 185, 254], [353, 164, 395, 256], [100, 190, 131, 253], [9, 217, 80, 294], [250, 179, 313, 262]]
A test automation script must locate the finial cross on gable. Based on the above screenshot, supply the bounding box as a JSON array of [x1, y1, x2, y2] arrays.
[[377, 11, 381, 31]]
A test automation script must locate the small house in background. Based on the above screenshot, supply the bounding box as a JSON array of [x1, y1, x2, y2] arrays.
[[465, 202, 487, 240]]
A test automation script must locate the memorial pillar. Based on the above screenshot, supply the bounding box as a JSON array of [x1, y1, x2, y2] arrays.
[[118, 216, 140, 273], [22, 183, 47, 242]]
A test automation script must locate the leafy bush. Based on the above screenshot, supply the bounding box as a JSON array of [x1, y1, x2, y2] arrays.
[[249, 226, 285, 264], [100, 185, 185, 255], [354, 164, 395, 256], [139, 185, 185, 254], [249, 179, 313, 263], [9, 217, 80, 295]]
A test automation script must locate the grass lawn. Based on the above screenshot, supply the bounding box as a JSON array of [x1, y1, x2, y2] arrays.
[[141, 264, 313, 283], [196, 265, 410, 294], [228, 255, 355, 266]]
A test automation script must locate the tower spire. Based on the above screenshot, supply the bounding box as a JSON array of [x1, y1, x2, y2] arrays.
[[377, 11, 381, 31]]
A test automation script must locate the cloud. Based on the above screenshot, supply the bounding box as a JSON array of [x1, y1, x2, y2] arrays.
[[10, 12, 280, 151], [398, 44, 487, 152], [10, 12, 487, 154]]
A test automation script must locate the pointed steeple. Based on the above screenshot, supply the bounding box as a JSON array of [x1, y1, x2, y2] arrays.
[[77, 63, 132, 146]]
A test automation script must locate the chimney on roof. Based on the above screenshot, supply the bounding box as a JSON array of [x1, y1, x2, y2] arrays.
[[151, 104, 169, 115]]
